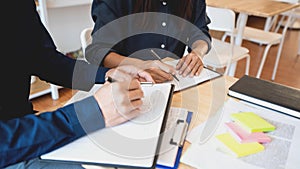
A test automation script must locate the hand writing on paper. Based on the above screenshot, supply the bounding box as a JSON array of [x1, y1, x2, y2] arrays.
[[94, 79, 144, 127], [105, 65, 154, 83], [95, 65, 153, 127], [143, 60, 176, 83]]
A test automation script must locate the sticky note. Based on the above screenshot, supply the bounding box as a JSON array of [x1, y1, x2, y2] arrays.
[[225, 122, 271, 143], [216, 133, 265, 158], [230, 112, 276, 133]]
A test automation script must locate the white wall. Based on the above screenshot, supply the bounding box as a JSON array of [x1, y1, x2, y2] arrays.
[[39, 0, 94, 53]]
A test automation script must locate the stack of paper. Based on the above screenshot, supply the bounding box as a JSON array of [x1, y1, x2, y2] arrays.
[[181, 99, 300, 169], [215, 112, 275, 157]]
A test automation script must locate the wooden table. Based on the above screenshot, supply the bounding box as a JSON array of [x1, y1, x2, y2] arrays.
[[171, 75, 238, 169], [206, 0, 300, 76], [207, 0, 299, 18]]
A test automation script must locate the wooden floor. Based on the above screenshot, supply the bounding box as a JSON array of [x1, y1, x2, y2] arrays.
[[31, 16, 300, 112], [235, 16, 300, 89]]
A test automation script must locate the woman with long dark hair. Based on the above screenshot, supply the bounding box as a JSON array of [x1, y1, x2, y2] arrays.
[[86, 0, 211, 83]]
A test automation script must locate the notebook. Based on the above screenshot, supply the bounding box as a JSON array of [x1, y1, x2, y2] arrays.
[[40, 83, 175, 169], [228, 75, 300, 119]]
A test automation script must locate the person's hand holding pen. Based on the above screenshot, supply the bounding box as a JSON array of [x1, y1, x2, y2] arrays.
[[147, 49, 179, 83], [105, 65, 155, 83], [93, 65, 154, 127], [99, 50, 177, 83]]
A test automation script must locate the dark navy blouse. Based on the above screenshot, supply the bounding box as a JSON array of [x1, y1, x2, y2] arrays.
[[86, 0, 211, 65]]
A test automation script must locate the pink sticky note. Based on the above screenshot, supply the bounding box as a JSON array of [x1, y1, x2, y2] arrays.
[[225, 122, 271, 143]]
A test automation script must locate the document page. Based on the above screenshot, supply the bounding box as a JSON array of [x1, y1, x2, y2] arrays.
[[181, 99, 300, 169], [41, 83, 174, 168], [164, 60, 221, 92]]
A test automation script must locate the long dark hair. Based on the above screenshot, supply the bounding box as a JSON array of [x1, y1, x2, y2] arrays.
[[133, 0, 193, 20]]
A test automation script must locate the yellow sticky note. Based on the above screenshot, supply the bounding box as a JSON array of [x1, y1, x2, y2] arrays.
[[230, 112, 275, 133], [216, 133, 264, 157]]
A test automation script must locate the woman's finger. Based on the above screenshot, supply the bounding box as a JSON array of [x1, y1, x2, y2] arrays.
[[196, 64, 204, 76], [178, 55, 192, 76], [176, 56, 186, 70]]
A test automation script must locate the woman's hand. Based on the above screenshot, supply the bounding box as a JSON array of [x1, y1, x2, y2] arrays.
[[176, 51, 204, 77], [105, 65, 154, 83], [143, 60, 176, 83]]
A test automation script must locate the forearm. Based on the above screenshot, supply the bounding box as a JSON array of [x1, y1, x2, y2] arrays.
[[0, 97, 104, 168], [103, 52, 145, 68], [192, 40, 209, 59], [34, 49, 108, 90]]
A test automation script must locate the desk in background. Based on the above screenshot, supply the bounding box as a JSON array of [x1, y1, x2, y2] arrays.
[[206, 0, 300, 76]]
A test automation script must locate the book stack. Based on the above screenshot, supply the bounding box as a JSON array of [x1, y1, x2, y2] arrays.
[[228, 75, 300, 119], [215, 112, 276, 157]]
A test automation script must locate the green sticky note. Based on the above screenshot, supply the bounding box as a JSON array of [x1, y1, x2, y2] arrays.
[[230, 112, 275, 133], [216, 133, 265, 158]]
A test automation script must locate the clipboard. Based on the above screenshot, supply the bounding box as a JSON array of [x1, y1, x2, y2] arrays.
[[40, 83, 175, 169], [156, 108, 193, 169], [163, 59, 222, 92]]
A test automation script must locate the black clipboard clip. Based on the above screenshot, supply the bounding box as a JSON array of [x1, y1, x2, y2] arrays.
[[169, 119, 189, 147]]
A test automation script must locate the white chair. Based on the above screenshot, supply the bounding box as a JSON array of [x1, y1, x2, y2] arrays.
[[80, 27, 93, 61], [222, 0, 295, 80], [80, 27, 93, 55], [204, 6, 250, 76], [266, 0, 300, 32]]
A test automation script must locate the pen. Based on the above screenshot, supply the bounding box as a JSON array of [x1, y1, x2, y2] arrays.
[[105, 76, 154, 86], [105, 76, 117, 83], [140, 81, 154, 86], [149, 49, 180, 82]]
